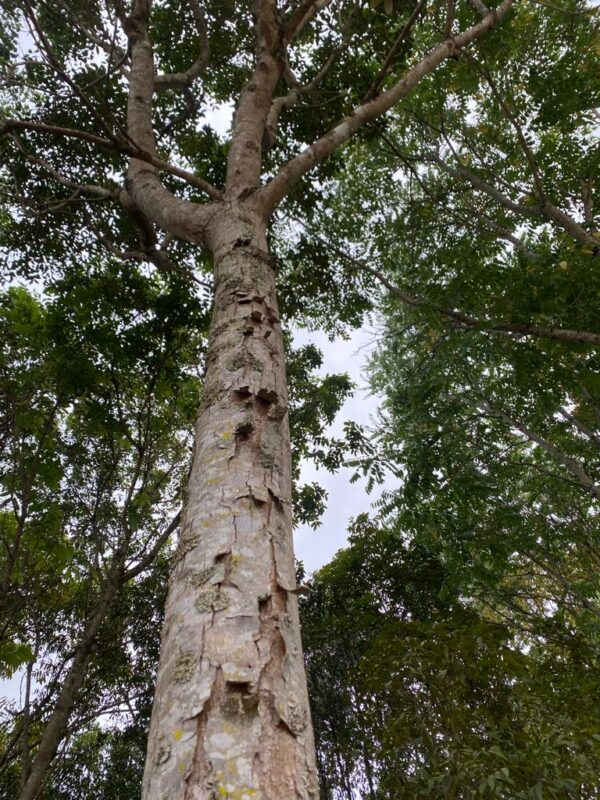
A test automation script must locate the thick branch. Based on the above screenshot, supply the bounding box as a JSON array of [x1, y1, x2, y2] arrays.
[[122, 0, 219, 244], [225, 0, 283, 198], [260, 0, 515, 213]]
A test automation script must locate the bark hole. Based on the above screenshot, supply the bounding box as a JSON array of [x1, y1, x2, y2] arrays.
[[224, 681, 259, 713], [232, 387, 252, 402], [256, 388, 278, 404], [234, 420, 254, 440]]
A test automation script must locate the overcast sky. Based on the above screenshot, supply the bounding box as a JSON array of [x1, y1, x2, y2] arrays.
[[292, 324, 392, 575]]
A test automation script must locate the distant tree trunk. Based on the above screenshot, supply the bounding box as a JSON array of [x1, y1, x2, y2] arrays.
[[142, 206, 319, 799]]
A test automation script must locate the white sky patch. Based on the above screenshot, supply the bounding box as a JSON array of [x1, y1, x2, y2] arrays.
[[204, 102, 234, 137], [292, 324, 396, 575]]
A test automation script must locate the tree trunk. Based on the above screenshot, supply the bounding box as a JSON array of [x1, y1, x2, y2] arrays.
[[142, 205, 318, 800]]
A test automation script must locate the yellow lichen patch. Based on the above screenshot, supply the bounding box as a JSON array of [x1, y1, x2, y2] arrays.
[[178, 761, 187, 775], [173, 728, 183, 741], [220, 430, 234, 441], [195, 585, 230, 613]]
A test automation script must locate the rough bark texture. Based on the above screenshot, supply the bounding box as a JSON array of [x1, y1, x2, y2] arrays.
[[142, 205, 318, 800]]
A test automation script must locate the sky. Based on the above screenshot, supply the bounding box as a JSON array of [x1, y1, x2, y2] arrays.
[[292, 324, 390, 574]]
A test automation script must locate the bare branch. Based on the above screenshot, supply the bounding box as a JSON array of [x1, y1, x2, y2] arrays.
[[364, 0, 428, 102], [265, 39, 346, 148], [479, 398, 600, 501], [284, 0, 336, 44], [123, 510, 181, 581], [0, 117, 222, 201], [467, 53, 599, 251]]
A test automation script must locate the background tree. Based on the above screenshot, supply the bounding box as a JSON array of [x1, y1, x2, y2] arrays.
[[302, 516, 600, 799], [290, 3, 600, 797]]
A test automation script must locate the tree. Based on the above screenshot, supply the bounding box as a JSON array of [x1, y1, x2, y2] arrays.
[[286, 5, 600, 794], [0, 0, 517, 796], [301, 516, 600, 799]]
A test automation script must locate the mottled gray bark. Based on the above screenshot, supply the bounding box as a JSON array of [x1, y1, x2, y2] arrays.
[[142, 206, 318, 800]]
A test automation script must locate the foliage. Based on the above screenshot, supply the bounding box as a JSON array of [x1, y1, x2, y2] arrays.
[[302, 516, 600, 799]]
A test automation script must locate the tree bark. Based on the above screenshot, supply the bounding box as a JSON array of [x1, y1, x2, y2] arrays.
[[142, 204, 318, 800]]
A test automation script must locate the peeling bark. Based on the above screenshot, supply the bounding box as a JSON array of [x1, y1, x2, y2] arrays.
[[142, 206, 318, 800]]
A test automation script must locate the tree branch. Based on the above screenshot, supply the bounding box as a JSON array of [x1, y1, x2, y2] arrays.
[[123, 510, 181, 581], [467, 53, 599, 252], [225, 0, 283, 198], [299, 221, 600, 346], [121, 0, 219, 243], [153, 0, 209, 92], [363, 0, 428, 102], [479, 398, 600, 501], [259, 0, 515, 214], [0, 118, 222, 201], [284, 0, 336, 45], [265, 38, 346, 148]]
